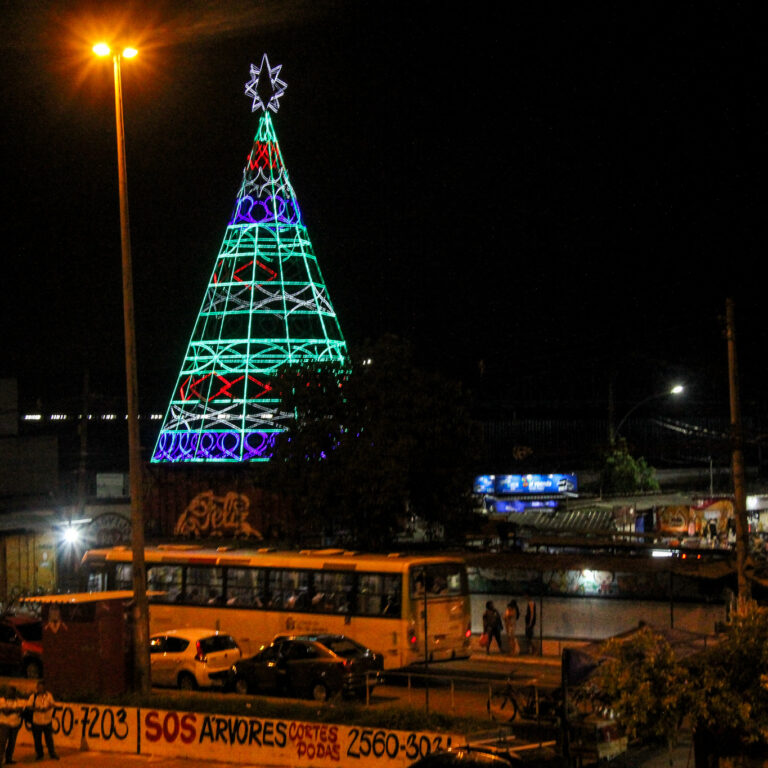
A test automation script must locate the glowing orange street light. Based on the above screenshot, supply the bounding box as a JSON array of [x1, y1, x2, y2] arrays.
[[93, 40, 150, 696]]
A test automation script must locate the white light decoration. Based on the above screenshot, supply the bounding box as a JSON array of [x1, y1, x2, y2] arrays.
[[245, 53, 287, 113]]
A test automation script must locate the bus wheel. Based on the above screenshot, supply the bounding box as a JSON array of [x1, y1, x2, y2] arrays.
[[311, 682, 329, 702], [178, 673, 197, 691]]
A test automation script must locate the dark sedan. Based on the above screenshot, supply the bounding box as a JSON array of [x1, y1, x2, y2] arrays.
[[218, 634, 383, 701]]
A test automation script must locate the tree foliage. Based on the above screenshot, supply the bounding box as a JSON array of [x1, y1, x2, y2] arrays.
[[262, 336, 481, 548], [690, 605, 768, 751], [591, 609, 768, 759], [601, 439, 660, 494], [592, 627, 692, 748]]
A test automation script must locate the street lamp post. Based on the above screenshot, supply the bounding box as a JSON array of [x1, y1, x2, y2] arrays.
[[93, 42, 151, 694], [612, 384, 684, 442]]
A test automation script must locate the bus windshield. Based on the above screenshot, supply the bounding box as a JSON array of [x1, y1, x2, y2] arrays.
[[409, 562, 466, 598]]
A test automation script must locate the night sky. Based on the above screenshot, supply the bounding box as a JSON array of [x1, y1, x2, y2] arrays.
[[1, 1, 763, 422]]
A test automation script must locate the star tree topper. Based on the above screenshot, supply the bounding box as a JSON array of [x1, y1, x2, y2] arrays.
[[245, 53, 287, 113]]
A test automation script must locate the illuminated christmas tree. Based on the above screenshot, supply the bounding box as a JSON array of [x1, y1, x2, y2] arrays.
[[152, 55, 348, 462]]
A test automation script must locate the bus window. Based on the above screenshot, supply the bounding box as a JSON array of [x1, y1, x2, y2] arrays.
[[115, 564, 132, 591], [186, 566, 223, 604], [357, 573, 401, 617], [86, 569, 108, 593], [226, 567, 266, 607], [266, 570, 283, 608], [147, 565, 182, 603], [410, 569, 426, 599], [313, 571, 353, 614], [282, 570, 311, 610]]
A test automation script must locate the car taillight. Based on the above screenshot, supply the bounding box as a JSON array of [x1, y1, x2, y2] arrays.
[[465, 623, 472, 638], [195, 641, 206, 663]]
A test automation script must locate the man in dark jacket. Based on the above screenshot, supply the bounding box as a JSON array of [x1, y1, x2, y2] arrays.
[[482, 601, 503, 654]]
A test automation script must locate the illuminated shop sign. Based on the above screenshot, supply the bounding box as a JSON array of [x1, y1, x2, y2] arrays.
[[473, 474, 578, 495], [490, 499, 559, 514]]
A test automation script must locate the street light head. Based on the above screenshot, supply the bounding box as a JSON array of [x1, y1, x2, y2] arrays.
[[671, 385, 684, 395], [92, 43, 138, 59]]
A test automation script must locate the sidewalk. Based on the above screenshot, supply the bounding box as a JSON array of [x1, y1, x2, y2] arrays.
[[468, 634, 561, 667], [8, 741, 247, 767]]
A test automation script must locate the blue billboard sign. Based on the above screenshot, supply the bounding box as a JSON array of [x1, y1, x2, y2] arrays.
[[473, 475, 495, 494], [473, 473, 578, 495]]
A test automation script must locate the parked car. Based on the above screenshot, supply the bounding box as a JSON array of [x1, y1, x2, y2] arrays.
[[217, 634, 383, 701], [149, 628, 241, 690], [0, 614, 44, 678]]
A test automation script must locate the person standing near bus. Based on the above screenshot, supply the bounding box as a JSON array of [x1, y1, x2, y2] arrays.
[[28, 680, 59, 761], [482, 601, 503, 654], [524, 595, 537, 655], [504, 599, 520, 655]]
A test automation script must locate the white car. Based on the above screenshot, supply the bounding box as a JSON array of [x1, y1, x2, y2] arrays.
[[149, 628, 241, 690]]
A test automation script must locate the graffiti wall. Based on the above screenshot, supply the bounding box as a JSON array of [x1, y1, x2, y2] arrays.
[[144, 465, 289, 540], [469, 565, 727, 601], [16, 703, 458, 767]]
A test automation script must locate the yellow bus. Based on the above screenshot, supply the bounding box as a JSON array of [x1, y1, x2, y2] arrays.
[[80, 546, 472, 669]]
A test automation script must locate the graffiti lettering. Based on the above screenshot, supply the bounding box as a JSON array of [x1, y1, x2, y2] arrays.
[[197, 715, 287, 748], [174, 491, 262, 539], [347, 728, 451, 761], [49, 705, 129, 742], [144, 711, 196, 744], [288, 722, 340, 761]]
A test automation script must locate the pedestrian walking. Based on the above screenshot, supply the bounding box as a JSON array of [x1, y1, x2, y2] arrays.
[[482, 600, 503, 654], [28, 680, 59, 761], [0, 690, 13, 768], [3, 686, 24, 765], [524, 594, 537, 654], [503, 599, 520, 655]]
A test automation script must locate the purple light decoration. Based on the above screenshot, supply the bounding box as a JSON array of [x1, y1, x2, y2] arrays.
[[230, 194, 303, 226], [153, 431, 278, 462]]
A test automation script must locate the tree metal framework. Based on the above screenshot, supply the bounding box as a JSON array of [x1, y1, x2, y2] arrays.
[[153, 55, 347, 462]]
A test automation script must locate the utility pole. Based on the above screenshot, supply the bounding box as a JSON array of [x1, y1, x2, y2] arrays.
[[726, 298, 751, 608]]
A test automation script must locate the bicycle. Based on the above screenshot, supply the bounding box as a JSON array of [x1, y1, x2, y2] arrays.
[[488, 678, 561, 724]]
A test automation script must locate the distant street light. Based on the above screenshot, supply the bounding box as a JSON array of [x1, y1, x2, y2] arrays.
[[92, 41, 151, 695], [613, 384, 685, 442]]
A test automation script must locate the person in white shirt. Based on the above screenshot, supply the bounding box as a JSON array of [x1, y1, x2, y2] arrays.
[[2, 686, 24, 765], [27, 680, 59, 761]]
